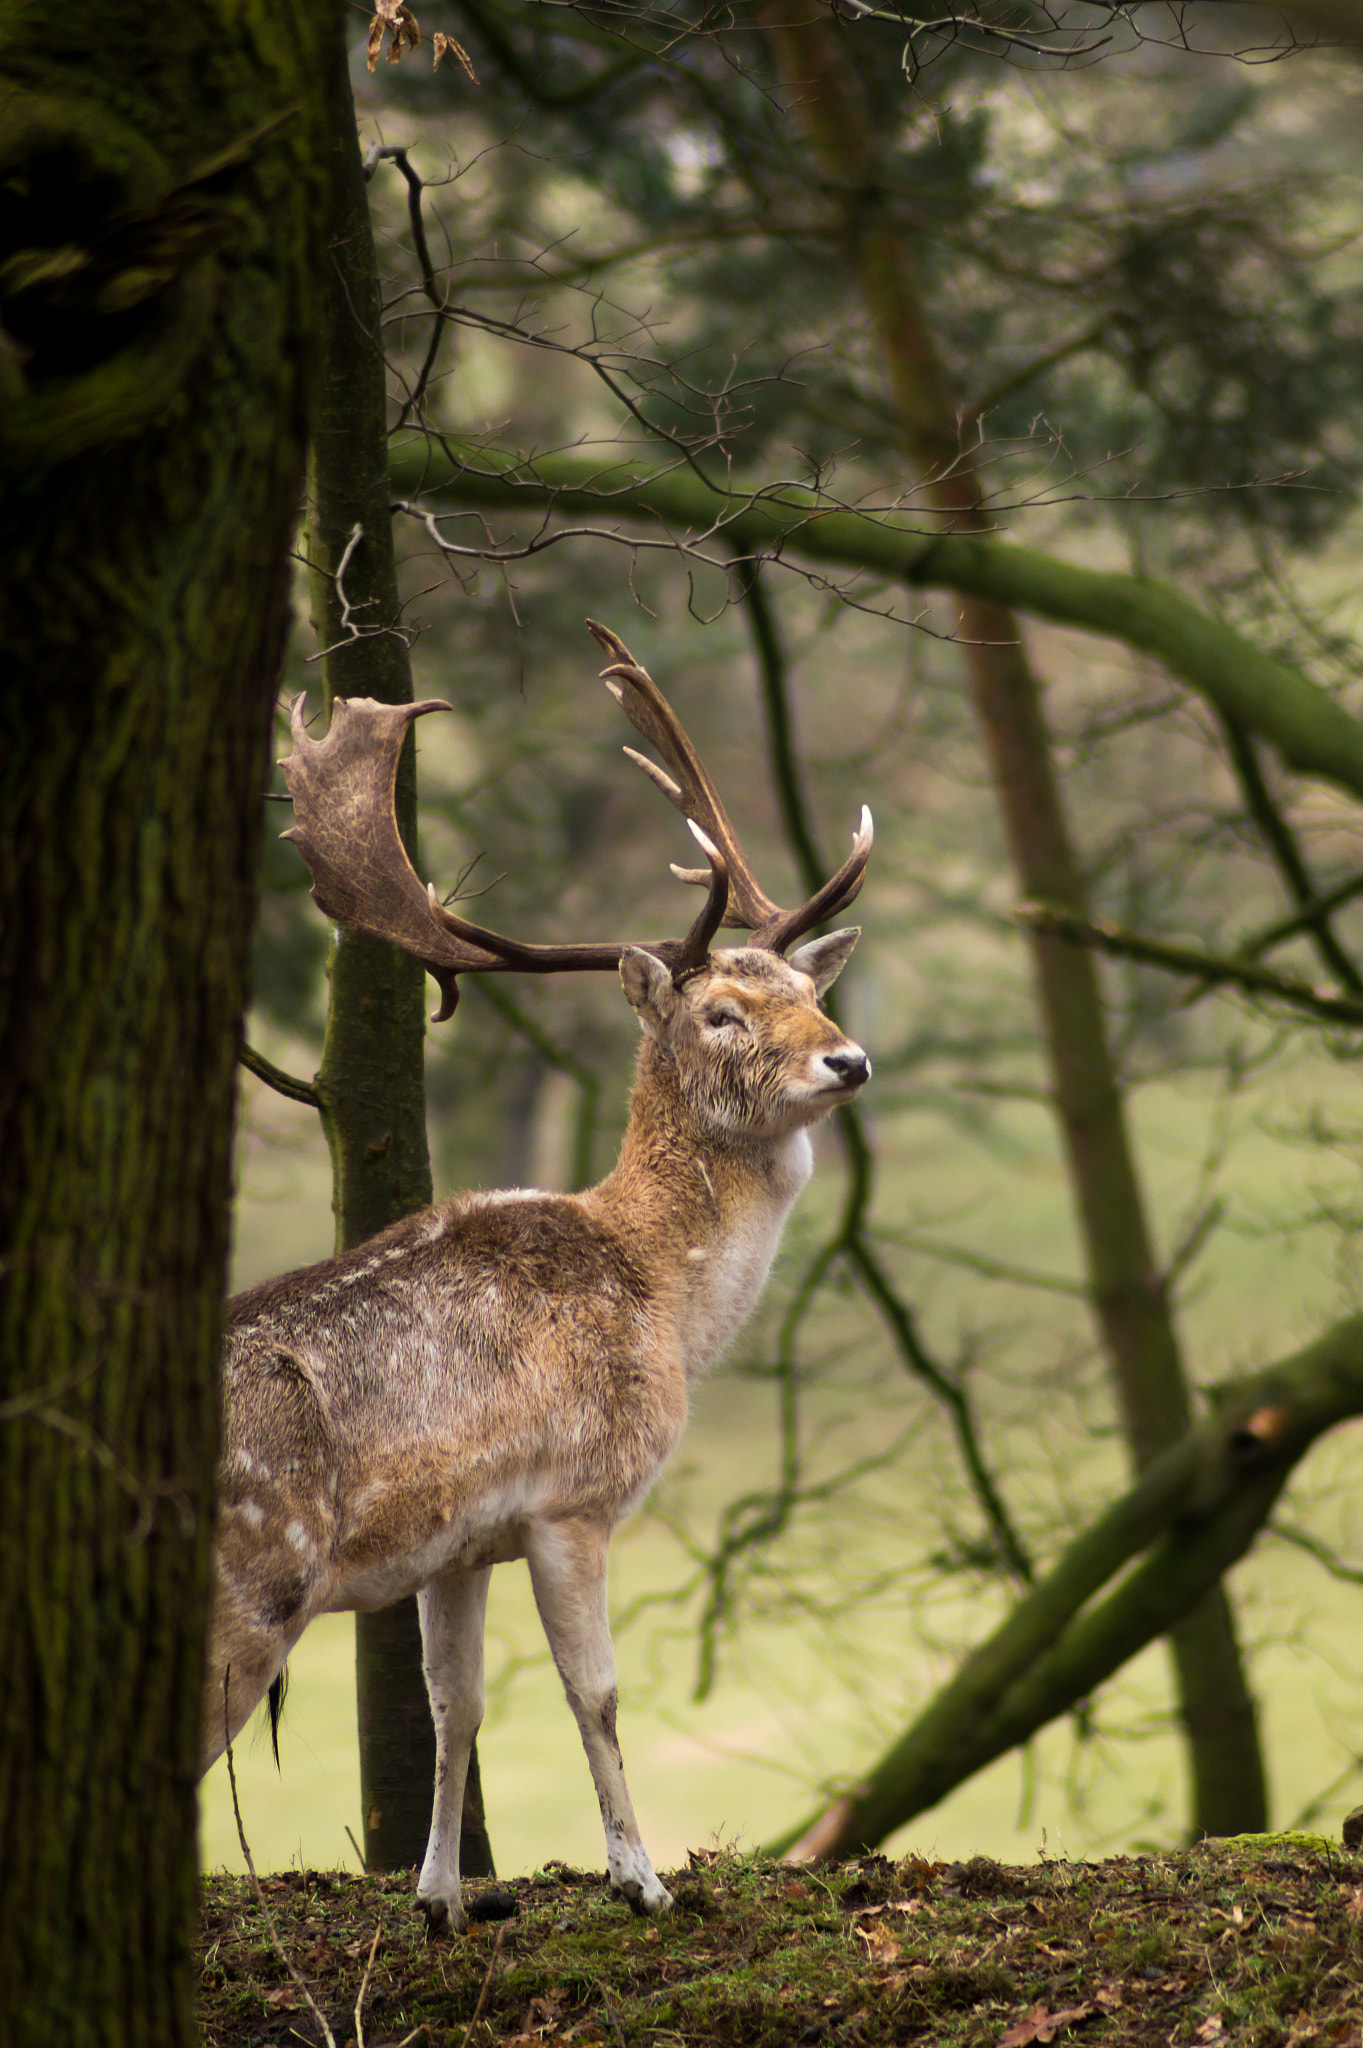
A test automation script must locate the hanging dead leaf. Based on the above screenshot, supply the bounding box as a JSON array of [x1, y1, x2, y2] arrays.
[[432, 31, 478, 79], [367, 0, 420, 72]]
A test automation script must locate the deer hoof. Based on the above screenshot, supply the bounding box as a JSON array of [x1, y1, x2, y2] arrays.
[[612, 1875, 674, 1917], [416, 1891, 467, 1936]]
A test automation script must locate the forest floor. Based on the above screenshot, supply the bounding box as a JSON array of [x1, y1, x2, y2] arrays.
[[200, 1835, 1363, 2048]]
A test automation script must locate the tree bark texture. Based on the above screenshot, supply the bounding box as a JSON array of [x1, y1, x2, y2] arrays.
[[763, 10, 1263, 1839], [0, 6, 335, 2043], [303, 27, 494, 1879]]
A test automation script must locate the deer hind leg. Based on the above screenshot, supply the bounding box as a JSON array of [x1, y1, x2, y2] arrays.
[[525, 1517, 672, 1917], [415, 1564, 491, 1933]]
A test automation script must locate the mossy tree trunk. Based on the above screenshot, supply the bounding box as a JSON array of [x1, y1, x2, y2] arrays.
[[764, 12, 1265, 1841], [0, 6, 336, 2042], [303, 23, 494, 1880]]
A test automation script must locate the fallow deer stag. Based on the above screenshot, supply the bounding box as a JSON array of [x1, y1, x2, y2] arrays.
[[205, 622, 872, 1930]]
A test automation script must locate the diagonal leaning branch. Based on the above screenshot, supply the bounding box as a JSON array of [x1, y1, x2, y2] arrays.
[[765, 1313, 1363, 1860], [392, 438, 1363, 807]]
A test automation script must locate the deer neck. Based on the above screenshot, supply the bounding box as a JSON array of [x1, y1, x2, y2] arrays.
[[589, 1041, 814, 1378]]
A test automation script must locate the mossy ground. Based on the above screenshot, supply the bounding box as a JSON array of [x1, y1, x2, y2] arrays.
[[199, 1839, 1363, 2048]]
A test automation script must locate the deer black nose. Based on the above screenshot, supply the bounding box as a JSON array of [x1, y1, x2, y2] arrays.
[[824, 1051, 870, 1089]]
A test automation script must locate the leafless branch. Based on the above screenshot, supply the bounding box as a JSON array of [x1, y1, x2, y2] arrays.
[[239, 1042, 322, 1109], [1015, 899, 1363, 1027]]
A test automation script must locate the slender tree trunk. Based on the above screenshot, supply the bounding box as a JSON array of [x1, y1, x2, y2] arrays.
[[766, 12, 1266, 1839], [0, 8, 335, 2041], [303, 23, 494, 1879]]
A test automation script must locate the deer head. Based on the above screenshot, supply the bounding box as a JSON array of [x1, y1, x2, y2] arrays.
[[279, 622, 873, 1024]]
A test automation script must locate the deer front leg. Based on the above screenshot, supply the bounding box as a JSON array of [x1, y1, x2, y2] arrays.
[[525, 1517, 672, 1916], [415, 1564, 491, 1933]]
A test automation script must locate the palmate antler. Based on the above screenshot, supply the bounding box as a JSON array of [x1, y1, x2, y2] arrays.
[[280, 625, 871, 1017]]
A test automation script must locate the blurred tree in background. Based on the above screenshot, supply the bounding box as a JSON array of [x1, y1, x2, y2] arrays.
[[238, 2, 1363, 1863]]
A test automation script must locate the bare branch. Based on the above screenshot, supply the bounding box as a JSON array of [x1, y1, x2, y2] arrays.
[[1014, 900, 1363, 1027], [238, 1042, 322, 1109]]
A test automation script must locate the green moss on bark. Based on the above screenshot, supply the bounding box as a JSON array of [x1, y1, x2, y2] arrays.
[[0, 6, 338, 2043]]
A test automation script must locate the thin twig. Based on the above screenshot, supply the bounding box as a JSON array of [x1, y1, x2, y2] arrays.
[[223, 1675, 339, 2048], [1270, 1518, 1363, 1586], [239, 1042, 323, 1109], [354, 1923, 383, 2048], [1218, 712, 1363, 994], [1240, 871, 1363, 962], [459, 1925, 506, 2048], [1015, 899, 1363, 1027], [371, 147, 449, 431]]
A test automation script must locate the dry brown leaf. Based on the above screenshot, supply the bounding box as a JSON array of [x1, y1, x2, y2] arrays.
[[367, 0, 420, 72], [432, 31, 478, 79], [998, 2002, 1095, 2047], [855, 1920, 902, 1963], [999, 2005, 1050, 2047], [1196, 2019, 1224, 2041]]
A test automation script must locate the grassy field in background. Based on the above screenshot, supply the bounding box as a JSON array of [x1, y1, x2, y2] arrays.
[[201, 1022, 1363, 1883]]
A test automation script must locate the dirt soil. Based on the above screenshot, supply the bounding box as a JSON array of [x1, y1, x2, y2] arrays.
[[199, 1836, 1363, 2048]]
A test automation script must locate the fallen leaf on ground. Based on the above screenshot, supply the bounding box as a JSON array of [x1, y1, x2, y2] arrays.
[[998, 2001, 1095, 2046]]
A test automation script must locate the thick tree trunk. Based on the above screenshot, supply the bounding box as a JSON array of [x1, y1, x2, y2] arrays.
[[765, 13, 1265, 1839], [303, 26, 494, 1879], [0, 9, 334, 2042]]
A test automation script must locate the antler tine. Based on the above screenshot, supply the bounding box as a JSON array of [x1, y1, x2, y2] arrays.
[[756, 806, 874, 955], [586, 621, 874, 958], [668, 823, 730, 978], [586, 619, 779, 933]]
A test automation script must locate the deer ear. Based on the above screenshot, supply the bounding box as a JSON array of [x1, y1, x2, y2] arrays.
[[786, 927, 860, 997], [619, 946, 681, 1037]]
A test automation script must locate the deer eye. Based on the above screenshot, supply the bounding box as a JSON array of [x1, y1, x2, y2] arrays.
[[704, 1004, 747, 1031]]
